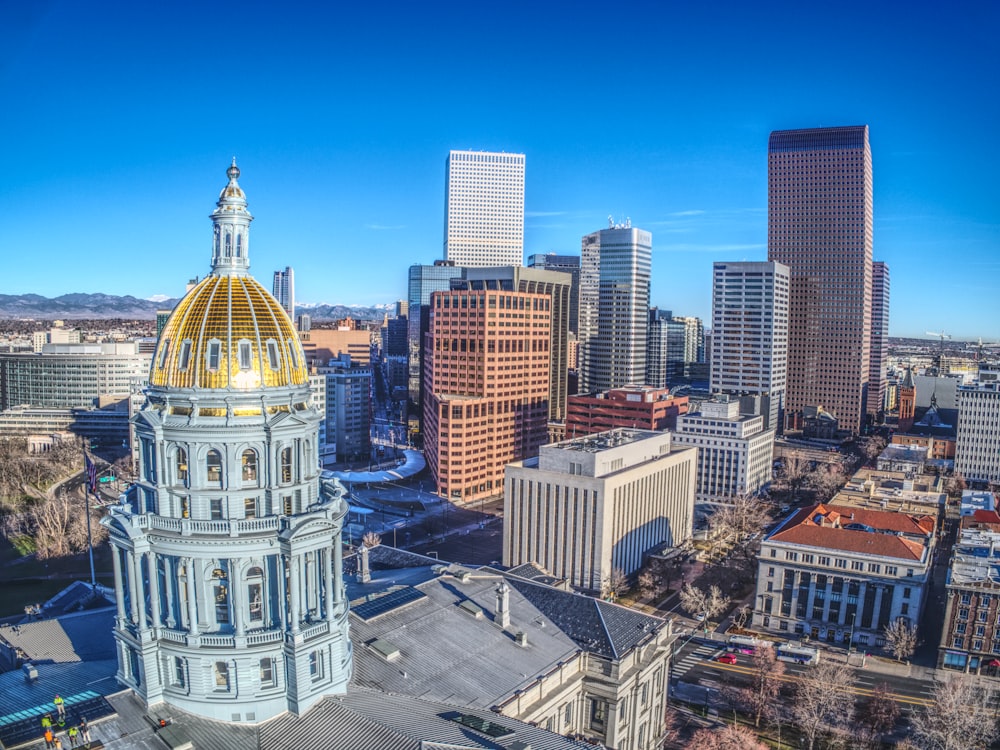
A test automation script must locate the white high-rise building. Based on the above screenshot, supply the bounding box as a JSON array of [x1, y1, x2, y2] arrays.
[[444, 150, 525, 267], [578, 220, 652, 394], [272, 265, 294, 318], [955, 378, 1000, 485], [710, 261, 790, 431], [673, 398, 775, 505]]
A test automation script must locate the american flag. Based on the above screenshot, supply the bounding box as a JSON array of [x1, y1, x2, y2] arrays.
[[85, 454, 98, 494]]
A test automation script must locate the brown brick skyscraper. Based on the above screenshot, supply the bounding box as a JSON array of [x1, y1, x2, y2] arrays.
[[768, 126, 873, 434], [423, 288, 551, 503]]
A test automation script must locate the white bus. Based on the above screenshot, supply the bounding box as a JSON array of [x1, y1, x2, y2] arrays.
[[776, 643, 821, 665], [726, 635, 761, 655]]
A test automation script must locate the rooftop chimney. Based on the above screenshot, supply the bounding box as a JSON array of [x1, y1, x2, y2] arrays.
[[495, 580, 511, 628]]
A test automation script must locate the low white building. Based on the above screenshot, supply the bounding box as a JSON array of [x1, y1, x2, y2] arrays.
[[753, 502, 935, 649], [672, 398, 774, 505], [504, 428, 696, 593]]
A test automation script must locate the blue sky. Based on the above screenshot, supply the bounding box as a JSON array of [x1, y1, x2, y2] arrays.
[[1, 1, 997, 339]]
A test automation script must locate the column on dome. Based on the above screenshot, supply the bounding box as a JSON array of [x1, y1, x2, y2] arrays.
[[164, 556, 178, 628], [324, 548, 334, 621], [112, 546, 127, 621], [232, 560, 245, 637], [288, 554, 301, 633], [126, 551, 140, 625], [147, 551, 162, 629], [186, 557, 200, 634], [333, 537, 343, 604]]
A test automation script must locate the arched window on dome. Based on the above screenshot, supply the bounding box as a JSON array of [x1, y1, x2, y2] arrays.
[[158, 339, 170, 369], [206, 339, 222, 371], [246, 566, 264, 624], [238, 340, 253, 370], [176, 447, 188, 485], [280, 446, 293, 484], [242, 449, 258, 486], [206, 449, 223, 488], [235, 233, 243, 258], [287, 339, 299, 369], [178, 340, 192, 371], [224, 232, 232, 257], [266, 339, 281, 371]]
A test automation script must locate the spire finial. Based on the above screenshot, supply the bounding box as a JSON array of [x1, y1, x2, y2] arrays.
[[227, 157, 240, 181]]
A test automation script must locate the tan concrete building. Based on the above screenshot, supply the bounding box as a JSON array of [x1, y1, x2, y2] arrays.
[[423, 288, 551, 503], [504, 428, 696, 593]]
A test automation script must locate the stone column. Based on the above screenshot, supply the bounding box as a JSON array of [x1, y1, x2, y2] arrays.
[[164, 557, 177, 629], [147, 552, 162, 630], [111, 547, 127, 621], [233, 562, 245, 637], [333, 538, 343, 604], [289, 554, 301, 633], [185, 557, 199, 634], [276, 555, 287, 632], [324, 548, 335, 621], [126, 551, 140, 625]]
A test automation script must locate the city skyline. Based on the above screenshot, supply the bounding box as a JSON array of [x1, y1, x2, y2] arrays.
[[1, 1, 997, 339]]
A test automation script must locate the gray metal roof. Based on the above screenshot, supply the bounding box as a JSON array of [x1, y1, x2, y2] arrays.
[[0, 607, 116, 663]]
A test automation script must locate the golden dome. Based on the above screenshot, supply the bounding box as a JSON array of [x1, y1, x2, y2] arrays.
[[151, 274, 308, 390]]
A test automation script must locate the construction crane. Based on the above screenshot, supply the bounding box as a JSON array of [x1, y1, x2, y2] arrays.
[[926, 331, 952, 349]]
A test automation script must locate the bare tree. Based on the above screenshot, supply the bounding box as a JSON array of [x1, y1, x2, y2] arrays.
[[862, 436, 887, 464], [603, 567, 630, 601], [791, 660, 855, 750], [910, 676, 999, 750], [689, 722, 768, 750], [945, 472, 967, 498], [883, 618, 918, 662], [361, 531, 382, 548], [678, 583, 730, 624], [30, 489, 106, 560], [812, 462, 846, 503], [738, 643, 786, 729], [854, 683, 900, 749], [637, 557, 676, 601]]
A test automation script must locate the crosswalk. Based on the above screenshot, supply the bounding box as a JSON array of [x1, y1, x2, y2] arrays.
[[672, 641, 725, 677]]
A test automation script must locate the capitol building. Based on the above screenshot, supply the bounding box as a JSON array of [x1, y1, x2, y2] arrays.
[[28, 162, 677, 750], [104, 160, 351, 721]]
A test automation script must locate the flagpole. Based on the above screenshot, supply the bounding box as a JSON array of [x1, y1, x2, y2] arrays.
[[83, 448, 97, 596]]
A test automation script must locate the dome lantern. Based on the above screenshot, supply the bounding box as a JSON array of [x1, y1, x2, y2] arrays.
[[210, 157, 253, 276]]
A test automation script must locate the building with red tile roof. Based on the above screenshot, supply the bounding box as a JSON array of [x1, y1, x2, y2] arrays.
[[752, 502, 935, 650]]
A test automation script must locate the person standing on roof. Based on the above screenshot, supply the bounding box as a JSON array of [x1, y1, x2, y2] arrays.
[[54, 694, 65, 722], [43, 728, 55, 749], [79, 718, 91, 748], [67, 724, 79, 748]]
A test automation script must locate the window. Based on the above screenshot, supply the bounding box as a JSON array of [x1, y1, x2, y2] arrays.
[[852, 561, 864, 571], [248, 567, 263, 623], [886, 566, 897, 576], [214, 661, 229, 690], [903, 587, 912, 600], [819, 556, 831, 566], [158, 339, 170, 369], [768, 567, 775, 578], [589, 698, 607, 731], [210, 498, 224, 520], [207, 450, 223, 487], [176, 448, 188, 484], [213, 568, 229, 623], [309, 650, 324, 682], [287, 340, 299, 369], [238, 340, 253, 370], [564, 702, 573, 726], [244, 497, 257, 519], [207, 340, 222, 371], [266, 340, 281, 370], [178, 340, 192, 371], [242, 450, 258, 483], [962, 593, 972, 605], [835, 559, 847, 569], [173, 656, 185, 688], [280, 447, 293, 483], [260, 658, 274, 687]]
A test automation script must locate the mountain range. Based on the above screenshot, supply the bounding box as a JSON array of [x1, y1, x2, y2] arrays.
[[0, 293, 390, 321]]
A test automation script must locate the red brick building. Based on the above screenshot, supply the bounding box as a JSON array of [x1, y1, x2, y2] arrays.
[[565, 386, 688, 437], [423, 289, 551, 503]]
